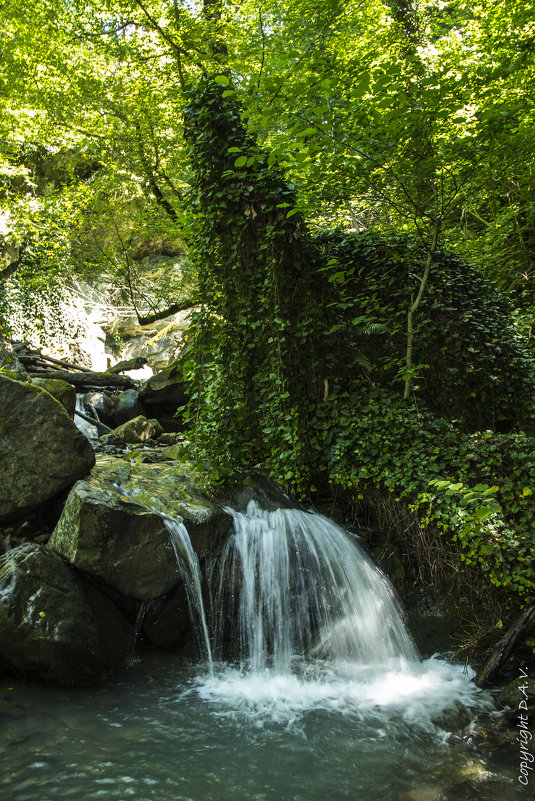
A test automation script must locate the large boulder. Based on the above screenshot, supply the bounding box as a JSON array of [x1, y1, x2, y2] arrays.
[[100, 414, 164, 446], [31, 377, 76, 417], [48, 455, 232, 600], [114, 308, 191, 372], [0, 375, 95, 524], [48, 480, 178, 600], [139, 365, 188, 413], [0, 543, 132, 685]]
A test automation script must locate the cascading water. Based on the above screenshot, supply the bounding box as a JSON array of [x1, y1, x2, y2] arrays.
[[109, 482, 214, 669], [198, 500, 492, 729], [164, 516, 213, 670], [3, 495, 514, 801], [74, 393, 99, 439], [210, 501, 418, 674]]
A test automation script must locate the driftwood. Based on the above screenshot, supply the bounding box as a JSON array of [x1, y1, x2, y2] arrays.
[[74, 408, 112, 435], [29, 369, 137, 390], [12, 345, 92, 373], [107, 356, 147, 374], [475, 603, 535, 686], [137, 297, 197, 326]]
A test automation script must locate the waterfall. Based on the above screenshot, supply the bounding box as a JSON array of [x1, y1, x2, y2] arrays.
[[164, 516, 213, 671], [110, 483, 214, 670], [74, 394, 99, 439], [209, 500, 419, 675]]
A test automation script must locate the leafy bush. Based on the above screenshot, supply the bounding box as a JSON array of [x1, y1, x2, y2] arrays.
[[328, 389, 535, 602], [316, 231, 535, 432]]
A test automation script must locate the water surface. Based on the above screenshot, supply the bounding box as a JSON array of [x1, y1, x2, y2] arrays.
[[1, 653, 523, 801]]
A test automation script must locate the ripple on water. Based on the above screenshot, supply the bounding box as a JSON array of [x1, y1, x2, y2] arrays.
[[0, 657, 523, 801]]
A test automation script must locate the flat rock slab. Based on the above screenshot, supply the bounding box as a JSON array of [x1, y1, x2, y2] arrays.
[[0, 543, 132, 685], [48, 455, 232, 601], [48, 479, 178, 600], [0, 375, 95, 524]]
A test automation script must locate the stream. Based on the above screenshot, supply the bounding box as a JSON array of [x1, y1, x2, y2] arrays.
[[0, 652, 524, 801], [0, 501, 527, 800]]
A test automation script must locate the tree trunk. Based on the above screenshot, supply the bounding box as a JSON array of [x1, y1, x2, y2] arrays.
[[29, 369, 137, 389], [403, 222, 440, 400]]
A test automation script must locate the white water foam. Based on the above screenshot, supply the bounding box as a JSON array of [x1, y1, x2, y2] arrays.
[[194, 657, 494, 732], [199, 501, 494, 731]]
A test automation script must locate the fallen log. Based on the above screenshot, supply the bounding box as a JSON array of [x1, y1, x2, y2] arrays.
[[74, 409, 112, 435], [29, 369, 137, 390], [137, 297, 198, 326], [13, 345, 92, 373], [475, 603, 535, 686], [26, 353, 92, 372], [107, 356, 147, 374]]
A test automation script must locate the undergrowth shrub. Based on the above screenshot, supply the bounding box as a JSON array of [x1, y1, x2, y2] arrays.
[[328, 389, 535, 607]]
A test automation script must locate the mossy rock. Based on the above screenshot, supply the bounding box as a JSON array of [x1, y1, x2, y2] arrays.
[[100, 414, 164, 446], [48, 455, 232, 601], [0, 543, 132, 685], [0, 374, 95, 524], [31, 377, 76, 417]]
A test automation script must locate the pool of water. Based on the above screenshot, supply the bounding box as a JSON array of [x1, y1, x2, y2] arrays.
[[0, 652, 525, 801]]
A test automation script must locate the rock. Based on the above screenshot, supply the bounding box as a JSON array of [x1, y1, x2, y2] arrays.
[[83, 390, 117, 425], [157, 432, 185, 446], [140, 583, 192, 650], [48, 455, 232, 600], [0, 375, 95, 524], [139, 364, 188, 412], [101, 414, 164, 446], [0, 543, 132, 685], [0, 340, 28, 379], [31, 377, 76, 417], [500, 675, 535, 719], [48, 479, 179, 600], [108, 356, 147, 374], [113, 388, 142, 425], [114, 309, 191, 372]]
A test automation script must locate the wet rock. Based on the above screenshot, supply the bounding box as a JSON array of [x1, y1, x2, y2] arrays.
[[0, 543, 132, 685], [48, 455, 232, 600], [83, 390, 117, 425], [140, 583, 192, 650], [31, 377, 76, 417], [48, 480, 179, 600], [499, 675, 535, 720], [113, 388, 142, 425], [100, 414, 164, 446], [139, 364, 188, 416], [0, 375, 95, 524]]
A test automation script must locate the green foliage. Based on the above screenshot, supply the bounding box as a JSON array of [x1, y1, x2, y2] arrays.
[[183, 76, 330, 491], [0, 235, 84, 346], [316, 231, 535, 431], [182, 78, 535, 614], [328, 388, 535, 600]]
